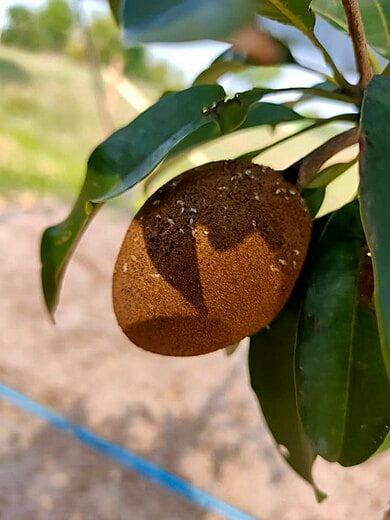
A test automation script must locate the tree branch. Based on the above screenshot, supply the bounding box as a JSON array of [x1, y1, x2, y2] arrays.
[[285, 127, 359, 189], [342, 0, 373, 89]]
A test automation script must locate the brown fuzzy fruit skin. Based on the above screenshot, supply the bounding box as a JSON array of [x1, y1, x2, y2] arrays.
[[113, 160, 312, 356]]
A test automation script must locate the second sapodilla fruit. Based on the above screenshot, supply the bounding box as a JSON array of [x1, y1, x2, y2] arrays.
[[113, 160, 312, 356]]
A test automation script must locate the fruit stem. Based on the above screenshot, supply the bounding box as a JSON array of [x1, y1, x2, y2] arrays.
[[341, 0, 373, 89], [285, 127, 359, 189]]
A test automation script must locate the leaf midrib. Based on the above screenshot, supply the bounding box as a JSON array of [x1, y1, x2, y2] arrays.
[[267, 0, 313, 36], [338, 255, 360, 460]]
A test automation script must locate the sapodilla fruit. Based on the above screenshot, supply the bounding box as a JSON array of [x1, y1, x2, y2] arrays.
[[113, 160, 312, 356]]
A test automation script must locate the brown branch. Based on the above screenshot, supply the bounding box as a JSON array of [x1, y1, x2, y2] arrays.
[[295, 127, 359, 189], [342, 0, 373, 89]]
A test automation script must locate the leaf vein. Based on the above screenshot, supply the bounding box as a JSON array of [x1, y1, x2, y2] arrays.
[[373, 0, 390, 49], [339, 263, 359, 459]]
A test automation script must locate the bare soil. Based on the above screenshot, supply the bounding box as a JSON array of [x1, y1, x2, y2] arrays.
[[0, 197, 389, 520]]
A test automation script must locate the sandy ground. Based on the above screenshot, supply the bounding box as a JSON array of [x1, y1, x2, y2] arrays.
[[0, 197, 389, 520]]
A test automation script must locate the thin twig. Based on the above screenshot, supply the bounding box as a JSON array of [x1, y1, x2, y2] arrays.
[[342, 0, 373, 88], [292, 127, 359, 189]]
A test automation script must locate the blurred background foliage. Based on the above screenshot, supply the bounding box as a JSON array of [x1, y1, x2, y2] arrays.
[[0, 0, 360, 212], [0, 0, 185, 198]]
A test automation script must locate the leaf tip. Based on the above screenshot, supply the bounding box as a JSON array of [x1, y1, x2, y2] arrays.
[[314, 486, 327, 503]]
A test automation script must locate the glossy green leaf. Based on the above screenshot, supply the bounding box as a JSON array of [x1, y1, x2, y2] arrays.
[[41, 85, 225, 316], [249, 290, 325, 501], [243, 101, 303, 127], [164, 102, 304, 165], [311, 0, 390, 59], [301, 187, 325, 218], [146, 102, 305, 191], [297, 201, 390, 465], [121, 0, 256, 43], [307, 158, 357, 188], [258, 0, 315, 33], [360, 75, 390, 376]]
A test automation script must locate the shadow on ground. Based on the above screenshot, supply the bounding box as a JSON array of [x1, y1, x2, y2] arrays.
[[0, 365, 284, 520]]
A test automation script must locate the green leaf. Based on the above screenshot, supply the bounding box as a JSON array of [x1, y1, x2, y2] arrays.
[[121, 0, 257, 43], [307, 158, 357, 188], [225, 342, 241, 356], [108, 0, 121, 23], [238, 86, 355, 106], [216, 98, 248, 134], [193, 49, 257, 86], [88, 86, 225, 202], [310, 0, 390, 59], [258, 0, 315, 33], [193, 42, 295, 86], [41, 85, 225, 315], [376, 431, 390, 454], [249, 290, 325, 501], [144, 101, 305, 193], [243, 101, 303, 127], [296, 201, 390, 465], [301, 187, 325, 218], [145, 101, 305, 191], [360, 75, 390, 376], [163, 102, 303, 167]]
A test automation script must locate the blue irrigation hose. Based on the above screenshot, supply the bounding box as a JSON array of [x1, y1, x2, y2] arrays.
[[0, 382, 257, 520]]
